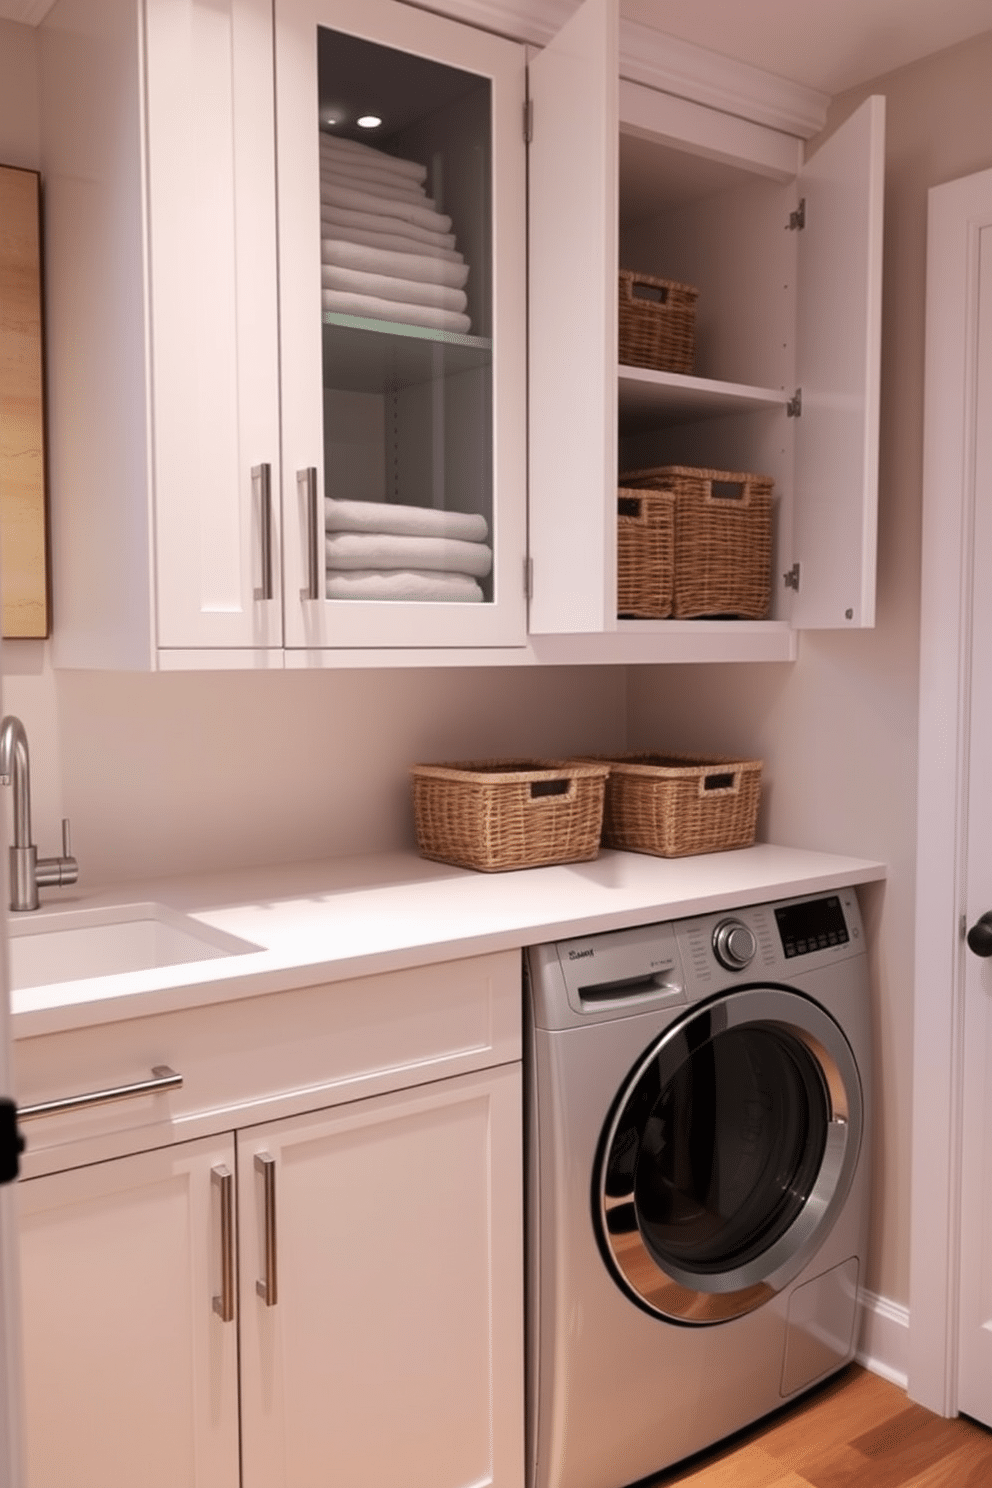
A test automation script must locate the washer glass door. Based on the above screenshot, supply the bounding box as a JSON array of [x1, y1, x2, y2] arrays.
[[597, 987, 862, 1323]]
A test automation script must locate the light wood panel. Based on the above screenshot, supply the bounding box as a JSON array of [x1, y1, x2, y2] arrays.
[[0, 163, 48, 638], [647, 1367, 992, 1486]]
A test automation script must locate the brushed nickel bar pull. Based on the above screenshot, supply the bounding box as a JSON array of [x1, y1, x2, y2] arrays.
[[253, 462, 274, 601], [212, 1164, 235, 1323], [297, 466, 321, 601], [19, 1064, 183, 1121], [255, 1151, 278, 1306]]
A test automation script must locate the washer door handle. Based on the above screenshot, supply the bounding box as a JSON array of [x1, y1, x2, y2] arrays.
[[967, 912, 992, 957]]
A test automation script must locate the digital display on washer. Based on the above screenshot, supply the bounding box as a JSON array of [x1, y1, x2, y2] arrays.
[[774, 895, 849, 958]]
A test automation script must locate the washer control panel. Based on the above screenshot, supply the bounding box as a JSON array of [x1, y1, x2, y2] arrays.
[[529, 888, 867, 1028], [773, 894, 850, 959], [673, 889, 865, 998]]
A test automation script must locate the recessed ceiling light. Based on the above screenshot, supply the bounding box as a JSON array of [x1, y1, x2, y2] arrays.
[[357, 115, 383, 130]]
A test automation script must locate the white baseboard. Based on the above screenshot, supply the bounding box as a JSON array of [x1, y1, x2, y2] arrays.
[[857, 1289, 910, 1389]]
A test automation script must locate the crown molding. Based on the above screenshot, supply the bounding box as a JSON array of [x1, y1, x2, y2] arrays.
[[401, 0, 572, 46], [8, 0, 830, 140], [621, 18, 828, 138], [406, 1, 828, 138]]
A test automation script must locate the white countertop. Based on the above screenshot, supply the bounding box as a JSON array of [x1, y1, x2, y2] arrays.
[[10, 844, 886, 1037]]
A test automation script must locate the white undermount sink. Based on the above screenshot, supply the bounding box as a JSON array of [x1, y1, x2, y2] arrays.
[[7, 902, 261, 991]]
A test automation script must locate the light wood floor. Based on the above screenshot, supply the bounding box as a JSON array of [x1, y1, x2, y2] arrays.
[[644, 1366, 992, 1486]]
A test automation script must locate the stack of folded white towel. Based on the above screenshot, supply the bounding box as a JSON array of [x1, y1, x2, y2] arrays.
[[325, 498, 492, 602], [320, 133, 471, 335]]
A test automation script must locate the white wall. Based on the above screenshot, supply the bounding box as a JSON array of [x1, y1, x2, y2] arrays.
[[628, 29, 992, 1310]]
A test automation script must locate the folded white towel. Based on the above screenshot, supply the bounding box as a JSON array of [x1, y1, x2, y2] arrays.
[[321, 287, 471, 335], [325, 498, 488, 543], [319, 164, 431, 208], [319, 133, 427, 185], [318, 149, 431, 197], [321, 203, 457, 252], [322, 238, 468, 289], [320, 181, 452, 237], [320, 221, 464, 264], [325, 568, 483, 603], [321, 264, 468, 314], [326, 530, 493, 577]]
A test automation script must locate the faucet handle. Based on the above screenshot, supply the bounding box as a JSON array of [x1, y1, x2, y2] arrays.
[[34, 818, 78, 896]]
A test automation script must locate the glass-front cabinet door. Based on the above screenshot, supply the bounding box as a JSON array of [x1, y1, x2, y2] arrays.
[[276, 0, 527, 652]]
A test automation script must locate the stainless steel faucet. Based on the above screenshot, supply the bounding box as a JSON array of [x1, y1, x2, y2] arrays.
[[0, 716, 78, 912]]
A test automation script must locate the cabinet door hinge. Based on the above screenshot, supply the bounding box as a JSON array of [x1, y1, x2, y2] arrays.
[[786, 388, 802, 418], [524, 556, 534, 600], [788, 197, 806, 231], [523, 97, 533, 145], [783, 562, 801, 592]]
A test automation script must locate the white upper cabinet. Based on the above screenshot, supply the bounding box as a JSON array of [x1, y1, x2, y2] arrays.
[[528, 0, 885, 652], [41, 0, 283, 669], [276, 0, 528, 652], [42, 0, 526, 668], [40, 0, 881, 669]]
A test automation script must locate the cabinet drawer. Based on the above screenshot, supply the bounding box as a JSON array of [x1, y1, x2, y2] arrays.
[[14, 949, 521, 1177]]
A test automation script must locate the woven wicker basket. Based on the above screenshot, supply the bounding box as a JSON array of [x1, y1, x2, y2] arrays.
[[618, 270, 698, 375], [619, 465, 773, 619], [617, 487, 675, 619], [410, 759, 610, 872], [593, 753, 763, 858]]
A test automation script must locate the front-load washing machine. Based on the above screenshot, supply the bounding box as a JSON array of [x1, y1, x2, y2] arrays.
[[525, 887, 871, 1488]]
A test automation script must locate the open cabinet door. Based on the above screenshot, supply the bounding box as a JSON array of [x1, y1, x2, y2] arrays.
[[793, 95, 885, 629], [528, 0, 618, 634]]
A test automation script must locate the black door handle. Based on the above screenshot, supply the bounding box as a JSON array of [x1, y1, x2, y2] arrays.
[[0, 1100, 24, 1184], [967, 912, 992, 957]]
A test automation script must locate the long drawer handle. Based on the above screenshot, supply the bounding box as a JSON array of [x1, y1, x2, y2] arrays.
[[212, 1164, 235, 1323], [19, 1064, 183, 1121], [298, 466, 321, 601], [255, 1152, 278, 1307], [253, 462, 274, 601]]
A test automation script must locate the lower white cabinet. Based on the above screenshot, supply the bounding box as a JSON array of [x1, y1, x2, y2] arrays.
[[239, 1065, 523, 1488], [14, 952, 524, 1488], [18, 1135, 241, 1488]]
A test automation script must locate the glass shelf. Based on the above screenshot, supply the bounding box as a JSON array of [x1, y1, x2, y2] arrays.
[[322, 312, 492, 393]]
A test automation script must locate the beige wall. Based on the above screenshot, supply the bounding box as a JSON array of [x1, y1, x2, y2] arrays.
[[0, 20, 39, 169], [629, 29, 992, 1309]]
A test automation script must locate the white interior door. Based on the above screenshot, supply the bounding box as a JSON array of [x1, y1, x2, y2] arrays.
[[792, 94, 885, 629], [910, 161, 992, 1418], [958, 220, 992, 1430], [0, 776, 23, 1484]]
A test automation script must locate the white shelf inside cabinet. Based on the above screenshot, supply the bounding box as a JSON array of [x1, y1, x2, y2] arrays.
[[618, 366, 788, 431], [322, 313, 492, 394]]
